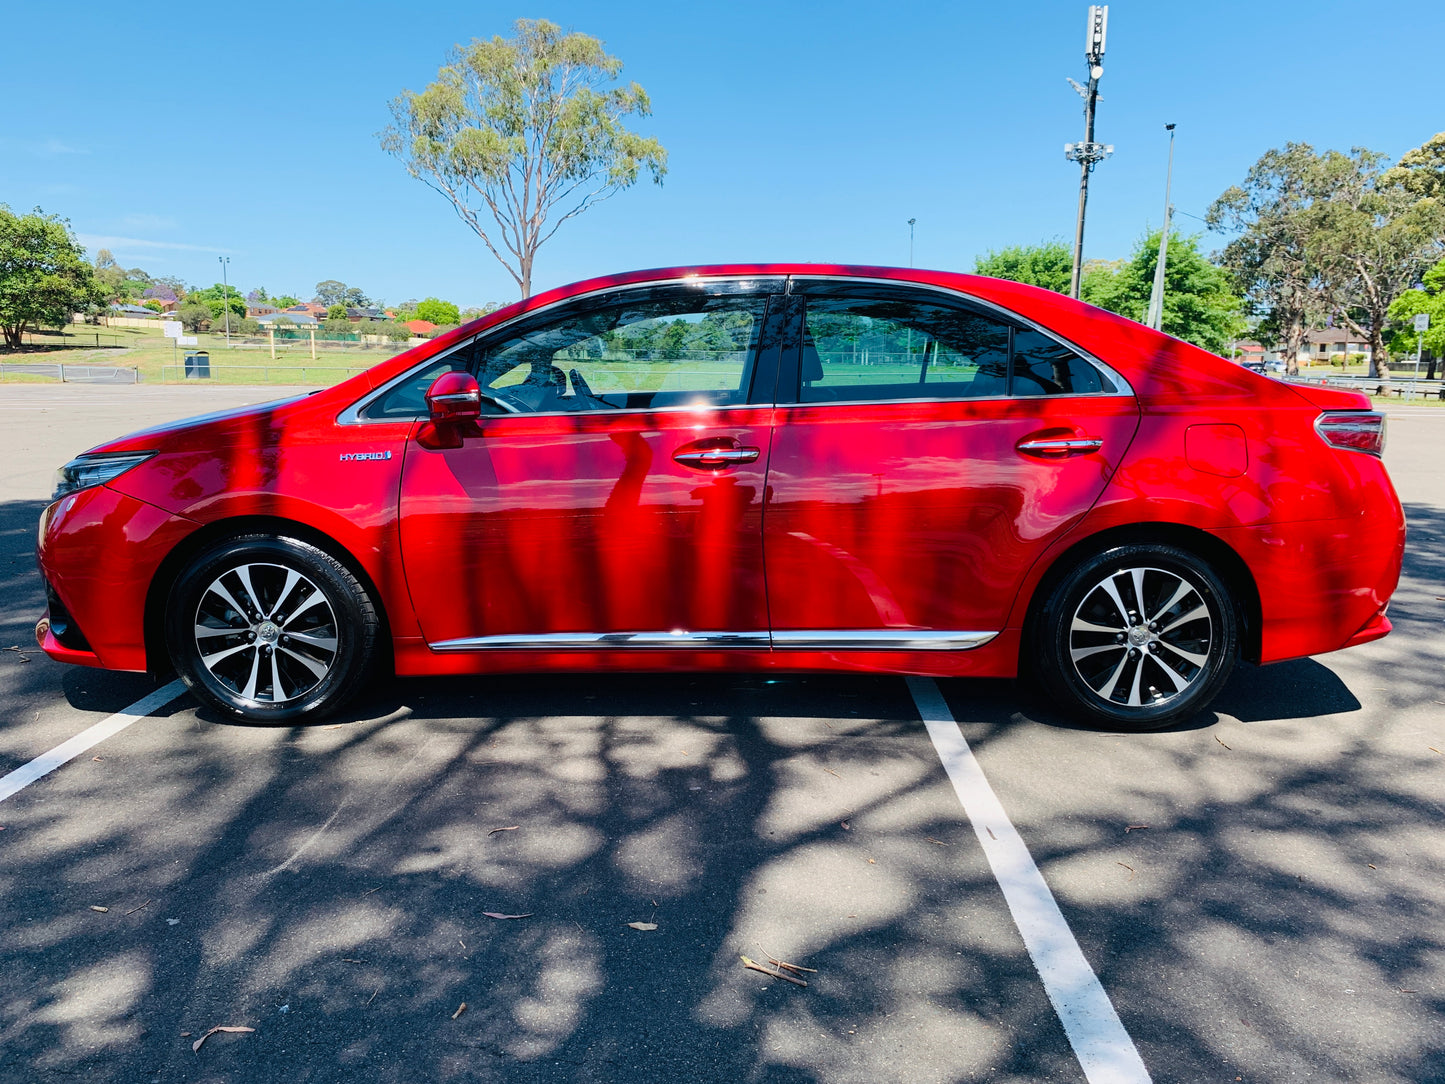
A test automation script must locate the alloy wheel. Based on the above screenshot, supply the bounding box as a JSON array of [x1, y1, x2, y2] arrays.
[[192, 562, 339, 705], [1067, 565, 1213, 710]]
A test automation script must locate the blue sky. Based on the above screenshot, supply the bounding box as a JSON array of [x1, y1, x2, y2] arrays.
[[3, 1, 1440, 309]]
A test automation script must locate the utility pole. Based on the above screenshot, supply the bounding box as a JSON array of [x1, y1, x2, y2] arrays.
[[1065, 5, 1113, 299], [908, 218, 916, 267], [1146, 123, 1177, 330], [218, 255, 231, 347]]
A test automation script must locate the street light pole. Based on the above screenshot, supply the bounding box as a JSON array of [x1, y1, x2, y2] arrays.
[[218, 255, 231, 347], [908, 218, 916, 267], [1146, 123, 1177, 330], [1065, 5, 1113, 299]]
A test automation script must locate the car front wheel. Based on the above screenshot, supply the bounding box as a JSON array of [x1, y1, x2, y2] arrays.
[[166, 534, 378, 722], [1035, 544, 1238, 730]]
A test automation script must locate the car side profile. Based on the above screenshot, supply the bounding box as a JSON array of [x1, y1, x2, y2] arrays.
[[35, 265, 1405, 729]]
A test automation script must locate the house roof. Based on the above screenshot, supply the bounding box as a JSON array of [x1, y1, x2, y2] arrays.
[[404, 319, 437, 334], [110, 303, 156, 316], [1306, 328, 1370, 345]]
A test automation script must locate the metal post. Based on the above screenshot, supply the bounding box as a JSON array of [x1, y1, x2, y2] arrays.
[[219, 256, 231, 347], [908, 218, 916, 267], [1066, 6, 1112, 299], [1146, 124, 1176, 330]]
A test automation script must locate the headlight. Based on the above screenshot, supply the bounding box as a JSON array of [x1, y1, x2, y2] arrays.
[[52, 452, 155, 501]]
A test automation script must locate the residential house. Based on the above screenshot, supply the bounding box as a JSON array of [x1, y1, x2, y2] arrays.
[[404, 319, 437, 336], [247, 299, 280, 317], [1303, 328, 1371, 366]]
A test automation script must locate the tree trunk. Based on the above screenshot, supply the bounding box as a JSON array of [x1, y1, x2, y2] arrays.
[[519, 251, 533, 299], [2, 324, 24, 350]]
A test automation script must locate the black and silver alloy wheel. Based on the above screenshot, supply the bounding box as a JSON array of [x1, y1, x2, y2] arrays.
[[193, 562, 339, 705], [168, 534, 378, 722], [1068, 566, 1210, 710], [1036, 543, 1238, 730]]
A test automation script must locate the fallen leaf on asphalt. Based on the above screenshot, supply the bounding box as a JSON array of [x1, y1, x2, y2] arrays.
[[1125, 824, 1150, 833], [823, 767, 841, 778], [925, 837, 950, 846], [451, 1002, 467, 1020], [483, 912, 532, 920], [91, 755, 103, 761], [985, 827, 997, 840], [740, 955, 808, 987], [626, 922, 658, 931], [1117, 862, 1136, 880], [1368, 864, 1377, 869], [840, 821, 851, 830], [1215, 735, 1232, 750], [192, 1026, 254, 1053], [487, 826, 519, 836], [866, 858, 876, 864], [1429, 747, 1442, 755]]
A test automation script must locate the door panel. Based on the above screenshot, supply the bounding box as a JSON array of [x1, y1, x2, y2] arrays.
[[764, 397, 1138, 634], [763, 283, 1139, 638], [397, 281, 785, 647]]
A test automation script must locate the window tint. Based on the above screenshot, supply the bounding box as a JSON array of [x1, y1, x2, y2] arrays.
[[1011, 327, 1109, 396], [361, 343, 475, 420], [800, 296, 1010, 402], [478, 290, 771, 413]]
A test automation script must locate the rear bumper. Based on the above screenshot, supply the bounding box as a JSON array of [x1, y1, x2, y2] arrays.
[[1211, 510, 1404, 664]]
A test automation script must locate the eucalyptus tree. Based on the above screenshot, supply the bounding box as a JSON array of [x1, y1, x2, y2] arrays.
[[381, 19, 667, 298]]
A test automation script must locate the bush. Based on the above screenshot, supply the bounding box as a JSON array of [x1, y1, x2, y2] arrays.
[[322, 317, 355, 335], [178, 303, 211, 332]]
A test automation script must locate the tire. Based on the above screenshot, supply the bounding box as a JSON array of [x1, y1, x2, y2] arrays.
[[1034, 543, 1238, 730], [166, 534, 378, 722]]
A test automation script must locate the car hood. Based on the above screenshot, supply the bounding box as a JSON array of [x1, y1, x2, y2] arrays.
[[78, 394, 315, 456]]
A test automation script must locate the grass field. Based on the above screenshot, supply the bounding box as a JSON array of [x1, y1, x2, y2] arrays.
[[2, 325, 411, 385]]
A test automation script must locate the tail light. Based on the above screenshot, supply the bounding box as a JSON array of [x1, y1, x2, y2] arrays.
[[1315, 412, 1386, 457]]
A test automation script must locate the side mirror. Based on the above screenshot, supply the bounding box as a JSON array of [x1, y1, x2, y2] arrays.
[[425, 370, 482, 423]]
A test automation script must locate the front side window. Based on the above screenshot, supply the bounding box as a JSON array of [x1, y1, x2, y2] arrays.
[[478, 286, 773, 413]]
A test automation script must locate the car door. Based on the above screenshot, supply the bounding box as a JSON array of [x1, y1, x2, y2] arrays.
[[396, 278, 787, 650], [762, 278, 1140, 648]]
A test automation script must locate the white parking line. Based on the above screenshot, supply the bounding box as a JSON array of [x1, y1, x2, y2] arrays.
[[0, 680, 186, 804], [908, 677, 1151, 1084]]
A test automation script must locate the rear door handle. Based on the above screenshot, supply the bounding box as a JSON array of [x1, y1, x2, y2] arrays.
[[1016, 437, 1104, 458], [673, 447, 761, 469]]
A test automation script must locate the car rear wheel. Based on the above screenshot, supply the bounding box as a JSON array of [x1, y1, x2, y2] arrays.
[[166, 534, 378, 722], [1035, 544, 1237, 730]]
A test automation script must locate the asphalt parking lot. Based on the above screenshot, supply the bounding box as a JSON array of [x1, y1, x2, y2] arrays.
[[1, 385, 1442, 1084]]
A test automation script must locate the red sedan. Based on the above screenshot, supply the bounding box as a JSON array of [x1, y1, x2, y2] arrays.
[[35, 265, 1404, 729]]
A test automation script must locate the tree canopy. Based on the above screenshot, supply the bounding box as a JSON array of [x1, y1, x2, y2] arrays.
[[0, 205, 105, 348], [313, 280, 369, 308], [1084, 231, 1244, 356], [1386, 255, 1445, 377], [381, 18, 667, 297], [973, 242, 1074, 294], [185, 283, 247, 320], [412, 297, 461, 325]]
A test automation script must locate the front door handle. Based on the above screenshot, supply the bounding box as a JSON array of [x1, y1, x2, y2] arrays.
[[673, 447, 761, 469], [1016, 437, 1103, 458]]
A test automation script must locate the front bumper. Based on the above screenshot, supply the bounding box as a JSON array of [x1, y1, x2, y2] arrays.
[[36, 485, 199, 672]]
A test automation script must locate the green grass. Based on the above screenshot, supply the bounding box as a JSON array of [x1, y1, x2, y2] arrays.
[[5, 325, 410, 385]]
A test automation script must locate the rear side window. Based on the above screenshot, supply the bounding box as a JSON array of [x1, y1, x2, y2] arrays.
[[795, 283, 1114, 402], [1011, 328, 1108, 396], [801, 297, 1010, 402]]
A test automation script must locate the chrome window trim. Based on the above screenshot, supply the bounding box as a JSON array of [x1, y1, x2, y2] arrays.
[[337, 275, 787, 426], [427, 628, 997, 652], [770, 629, 998, 651], [790, 274, 1135, 400]]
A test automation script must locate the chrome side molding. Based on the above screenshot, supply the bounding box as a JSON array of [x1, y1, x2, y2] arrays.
[[428, 629, 998, 652], [770, 629, 998, 651], [429, 630, 771, 651]]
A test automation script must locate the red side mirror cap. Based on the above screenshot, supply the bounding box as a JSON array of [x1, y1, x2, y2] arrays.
[[425, 370, 482, 423]]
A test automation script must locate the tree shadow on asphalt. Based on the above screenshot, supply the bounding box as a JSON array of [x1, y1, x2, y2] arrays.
[[1, 500, 1442, 1083]]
